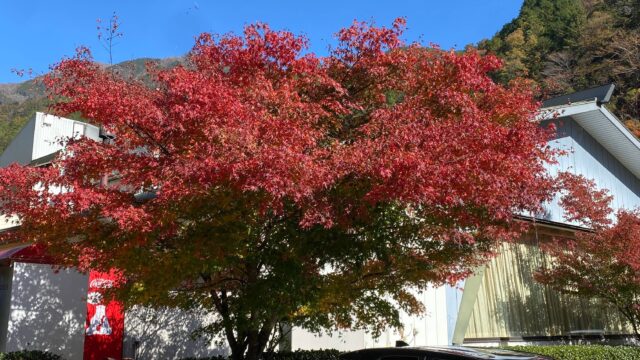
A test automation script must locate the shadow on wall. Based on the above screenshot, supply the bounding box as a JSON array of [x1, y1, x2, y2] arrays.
[[482, 240, 631, 339], [6, 262, 88, 360], [124, 305, 229, 360]]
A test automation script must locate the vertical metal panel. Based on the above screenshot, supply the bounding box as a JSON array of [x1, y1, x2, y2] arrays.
[[30, 113, 101, 162], [543, 117, 640, 224], [463, 241, 631, 339], [32, 113, 76, 161]]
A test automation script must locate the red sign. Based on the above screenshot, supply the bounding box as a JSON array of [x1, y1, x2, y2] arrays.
[[83, 270, 124, 360]]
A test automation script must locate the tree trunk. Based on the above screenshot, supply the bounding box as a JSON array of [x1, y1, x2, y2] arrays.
[[228, 324, 276, 360], [231, 345, 246, 360], [204, 262, 278, 360], [245, 331, 261, 360], [631, 320, 640, 342], [614, 303, 640, 343]]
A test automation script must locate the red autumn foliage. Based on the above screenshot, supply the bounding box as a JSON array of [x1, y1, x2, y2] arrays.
[[0, 19, 557, 359], [537, 172, 640, 338]]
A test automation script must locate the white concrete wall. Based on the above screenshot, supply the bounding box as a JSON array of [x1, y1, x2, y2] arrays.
[[123, 305, 228, 360], [292, 329, 368, 352], [0, 216, 19, 232], [6, 262, 88, 360], [292, 284, 462, 351], [369, 285, 459, 347]]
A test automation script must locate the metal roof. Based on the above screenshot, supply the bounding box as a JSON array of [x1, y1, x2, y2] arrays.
[[29, 151, 60, 167], [542, 84, 615, 108]]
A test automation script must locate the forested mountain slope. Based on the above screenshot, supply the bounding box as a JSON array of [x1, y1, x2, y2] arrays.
[[479, 0, 640, 133]]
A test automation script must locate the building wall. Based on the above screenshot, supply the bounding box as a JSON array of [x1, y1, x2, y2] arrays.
[[292, 284, 461, 350], [123, 305, 228, 360], [123, 285, 458, 358], [30, 113, 99, 161], [0, 216, 18, 232], [463, 239, 631, 341], [371, 285, 461, 347], [456, 115, 640, 342], [0, 114, 101, 357], [5, 262, 88, 360], [542, 116, 640, 223], [292, 329, 368, 351], [0, 112, 101, 168]]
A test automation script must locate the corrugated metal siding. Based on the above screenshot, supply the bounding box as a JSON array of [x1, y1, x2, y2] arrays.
[[464, 240, 631, 339], [31, 113, 101, 162], [32, 113, 76, 161], [542, 116, 640, 223]]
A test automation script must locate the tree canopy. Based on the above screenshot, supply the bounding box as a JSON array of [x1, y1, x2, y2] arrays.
[[0, 19, 556, 360]]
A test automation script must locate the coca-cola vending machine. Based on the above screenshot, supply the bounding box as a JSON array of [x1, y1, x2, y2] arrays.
[[83, 270, 124, 360]]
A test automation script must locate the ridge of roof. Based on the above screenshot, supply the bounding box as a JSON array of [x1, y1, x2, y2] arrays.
[[542, 84, 615, 108]]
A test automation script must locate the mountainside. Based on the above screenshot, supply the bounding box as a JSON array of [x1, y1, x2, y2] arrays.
[[479, 0, 640, 132], [0, 57, 183, 152]]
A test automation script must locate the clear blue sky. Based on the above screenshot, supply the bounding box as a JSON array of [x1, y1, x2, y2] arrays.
[[0, 0, 523, 83]]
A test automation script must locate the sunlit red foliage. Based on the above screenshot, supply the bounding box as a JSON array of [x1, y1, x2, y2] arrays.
[[0, 19, 556, 360]]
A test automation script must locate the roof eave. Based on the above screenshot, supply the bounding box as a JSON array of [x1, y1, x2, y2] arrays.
[[540, 100, 640, 179]]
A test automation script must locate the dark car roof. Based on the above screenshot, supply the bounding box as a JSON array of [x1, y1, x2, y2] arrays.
[[339, 346, 550, 360]]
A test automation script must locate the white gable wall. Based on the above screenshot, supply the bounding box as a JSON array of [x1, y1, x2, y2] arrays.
[[542, 116, 640, 223], [31, 113, 99, 161], [0, 112, 100, 168]]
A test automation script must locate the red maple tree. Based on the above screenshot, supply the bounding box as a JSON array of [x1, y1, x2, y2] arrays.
[[537, 172, 640, 339], [0, 19, 556, 359]]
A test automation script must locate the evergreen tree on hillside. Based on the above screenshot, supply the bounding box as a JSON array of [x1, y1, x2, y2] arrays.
[[0, 97, 49, 152], [479, 0, 585, 83], [480, 0, 640, 133]]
